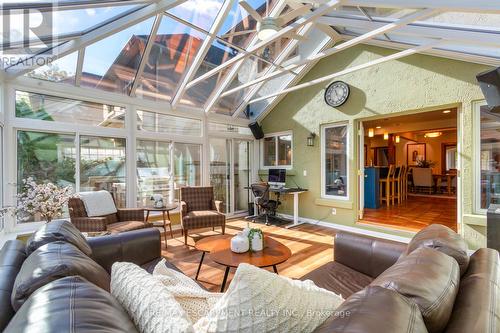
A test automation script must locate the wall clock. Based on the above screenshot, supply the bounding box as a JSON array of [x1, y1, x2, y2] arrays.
[[324, 81, 350, 107]]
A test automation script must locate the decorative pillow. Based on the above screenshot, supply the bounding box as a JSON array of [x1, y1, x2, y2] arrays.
[[11, 241, 110, 311], [194, 263, 344, 333], [26, 219, 92, 256], [403, 224, 469, 276], [5, 276, 138, 333], [79, 190, 117, 217], [153, 259, 222, 323], [111, 262, 194, 333]]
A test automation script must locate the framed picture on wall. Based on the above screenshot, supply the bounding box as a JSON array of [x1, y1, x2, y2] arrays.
[[407, 143, 426, 166]]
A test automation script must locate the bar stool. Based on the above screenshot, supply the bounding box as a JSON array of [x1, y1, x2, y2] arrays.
[[391, 166, 404, 205], [400, 165, 408, 201], [379, 165, 395, 207]]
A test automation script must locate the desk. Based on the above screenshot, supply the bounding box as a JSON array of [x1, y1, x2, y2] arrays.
[[269, 187, 308, 228]]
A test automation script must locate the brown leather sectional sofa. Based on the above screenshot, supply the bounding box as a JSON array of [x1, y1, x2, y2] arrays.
[[0, 221, 498, 332]]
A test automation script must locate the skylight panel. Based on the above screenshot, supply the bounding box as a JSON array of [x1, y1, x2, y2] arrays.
[[80, 16, 155, 94], [25, 51, 78, 84], [424, 12, 500, 29], [167, 0, 224, 32]]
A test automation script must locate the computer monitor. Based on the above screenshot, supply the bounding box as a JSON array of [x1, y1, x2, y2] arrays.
[[268, 169, 286, 188]]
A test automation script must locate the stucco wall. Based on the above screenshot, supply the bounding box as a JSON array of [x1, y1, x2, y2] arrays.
[[260, 44, 491, 248]]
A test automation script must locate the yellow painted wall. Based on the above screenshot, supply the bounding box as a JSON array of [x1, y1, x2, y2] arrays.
[[261, 44, 491, 248]]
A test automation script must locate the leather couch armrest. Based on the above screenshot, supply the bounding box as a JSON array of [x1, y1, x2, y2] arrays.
[[87, 228, 161, 273], [334, 231, 407, 278], [71, 217, 107, 232]]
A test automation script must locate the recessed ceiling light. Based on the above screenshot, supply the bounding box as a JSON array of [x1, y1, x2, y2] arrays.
[[376, 126, 382, 129], [443, 110, 451, 114]]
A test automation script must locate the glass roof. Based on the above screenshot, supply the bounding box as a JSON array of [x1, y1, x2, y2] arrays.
[[2, 0, 499, 120]]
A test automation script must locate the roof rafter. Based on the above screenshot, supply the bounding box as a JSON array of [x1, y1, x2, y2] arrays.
[[249, 39, 442, 104], [220, 7, 438, 99], [1, 0, 148, 12], [5, 0, 187, 78], [185, 0, 345, 90], [170, 0, 236, 108]]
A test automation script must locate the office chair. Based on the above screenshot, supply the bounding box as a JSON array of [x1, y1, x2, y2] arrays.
[[250, 183, 281, 226]]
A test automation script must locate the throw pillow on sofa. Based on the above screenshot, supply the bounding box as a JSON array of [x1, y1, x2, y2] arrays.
[[194, 263, 344, 333], [403, 224, 469, 276], [11, 241, 110, 311], [371, 247, 460, 333], [5, 276, 138, 333], [153, 259, 222, 323], [25, 219, 92, 256], [111, 262, 194, 333]]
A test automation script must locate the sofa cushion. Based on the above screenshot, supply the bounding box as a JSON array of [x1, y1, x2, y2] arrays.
[[107, 221, 148, 233], [300, 261, 373, 298], [444, 248, 500, 333], [314, 286, 428, 333], [12, 241, 110, 311], [404, 224, 469, 276], [4, 276, 138, 333], [0, 240, 26, 331], [26, 219, 92, 256], [371, 247, 459, 333]]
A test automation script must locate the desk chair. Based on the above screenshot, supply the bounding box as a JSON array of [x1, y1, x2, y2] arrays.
[[250, 183, 281, 226]]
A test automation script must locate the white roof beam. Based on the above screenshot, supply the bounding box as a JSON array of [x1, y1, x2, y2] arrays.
[[5, 0, 187, 77], [221, 8, 438, 98], [74, 48, 85, 86], [1, 0, 148, 12], [249, 39, 442, 104], [170, 0, 235, 108], [317, 16, 500, 46], [129, 13, 163, 97], [186, 0, 345, 90], [344, 0, 500, 13], [201, 0, 289, 113]]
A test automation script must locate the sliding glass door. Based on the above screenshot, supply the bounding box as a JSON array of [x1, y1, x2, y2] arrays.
[[209, 138, 252, 215]]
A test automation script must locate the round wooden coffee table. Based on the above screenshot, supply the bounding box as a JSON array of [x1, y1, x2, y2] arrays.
[[209, 236, 292, 291], [194, 234, 233, 280]]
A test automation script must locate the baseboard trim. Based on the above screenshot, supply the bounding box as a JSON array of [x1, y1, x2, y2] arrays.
[[277, 213, 412, 244]]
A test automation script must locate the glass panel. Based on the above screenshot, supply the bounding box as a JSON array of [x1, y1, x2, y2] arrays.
[[218, 0, 278, 49], [174, 143, 201, 193], [81, 17, 154, 94], [331, 6, 417, 19], [208, 122, 252, 135], [234, 140, 251, 212], [25, 51, 78, 83], [209, 138, 230, 213], [212, 56, 272, 115], [17, 130, 76, 223], [480, 105, 500, 210], [79, 136, 127, 207], [181, 40, 240, 108], [15, 91, 125, 128], [137, 110, 202, 136], [136, 140, 174, 207], [167, 0, 224, 31], [277, 134, 292, 166], [324, 125, 348, 197], [263, 136, 276, 166], [135, 15, 207, 102]]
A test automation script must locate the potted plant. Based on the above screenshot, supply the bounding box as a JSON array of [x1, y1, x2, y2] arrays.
[[248, 228, 264, 252], [16, 178, 74, 223], [416, 158, 436, 168]]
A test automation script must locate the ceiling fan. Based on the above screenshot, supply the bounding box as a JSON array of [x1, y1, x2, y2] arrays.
[[222, 0, 315, 41]]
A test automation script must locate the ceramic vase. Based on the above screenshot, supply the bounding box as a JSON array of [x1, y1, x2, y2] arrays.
[[231, 233, 250, 253]]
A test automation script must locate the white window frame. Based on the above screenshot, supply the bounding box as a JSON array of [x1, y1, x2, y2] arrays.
[[473, 99, 490, 215], [321, 122, 350, 201], [260, 130, 293, 170]]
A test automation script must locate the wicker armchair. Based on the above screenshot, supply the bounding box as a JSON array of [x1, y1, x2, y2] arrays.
[[68, 193, 149, 234], [180, 186, 225, 245]]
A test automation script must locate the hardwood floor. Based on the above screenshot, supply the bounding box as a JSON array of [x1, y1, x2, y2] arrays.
[[161, 219, 334, 292], [362, 195, 457, 232]]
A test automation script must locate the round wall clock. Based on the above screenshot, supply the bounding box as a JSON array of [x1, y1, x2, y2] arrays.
[[324, 81, 350, 107]]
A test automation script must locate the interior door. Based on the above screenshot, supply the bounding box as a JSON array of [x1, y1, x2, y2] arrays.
[[233, 140, 252, 213], [358, 122, 365, 220]]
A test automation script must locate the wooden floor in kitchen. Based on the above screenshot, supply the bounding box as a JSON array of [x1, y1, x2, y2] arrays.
[[361, 195, 457, 232], [161, 219, 334, 292]]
